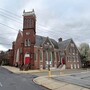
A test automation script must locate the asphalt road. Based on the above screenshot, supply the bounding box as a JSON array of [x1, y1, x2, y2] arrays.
[[0, 67, 48, 90], [53, 71, 90, 89]]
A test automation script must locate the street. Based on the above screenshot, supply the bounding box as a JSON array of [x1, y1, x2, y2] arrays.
[[53, 71, 90, 89], [0, 67, 48, 90]]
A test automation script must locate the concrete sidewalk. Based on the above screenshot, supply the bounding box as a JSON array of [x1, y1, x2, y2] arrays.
[[2, 65, 88, 74], [1, 66, 48, 74], [34, 76, 90, 90]]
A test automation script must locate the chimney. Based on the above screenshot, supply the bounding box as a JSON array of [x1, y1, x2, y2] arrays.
[[58, 38, 62, 42]]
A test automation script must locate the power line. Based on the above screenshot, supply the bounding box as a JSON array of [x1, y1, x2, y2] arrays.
[[0, 36, 8, 39], [0, 22, 19, 31], [0, 8, 21, 18], [0, 32, 17, 35], [0, 7, 89, 39], [0, 8, 87, 41], [0, 8, 81, 38], [0, 42, 11, 45], [0, 13, 22, 24], [0, 10, 22, 21]]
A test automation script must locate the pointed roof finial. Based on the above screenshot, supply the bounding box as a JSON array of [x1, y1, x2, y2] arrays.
[[23, 10, 25, 13], [32, 9, 34, 12]]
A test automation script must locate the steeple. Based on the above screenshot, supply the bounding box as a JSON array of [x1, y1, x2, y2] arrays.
[[23, 9, 36, 31]]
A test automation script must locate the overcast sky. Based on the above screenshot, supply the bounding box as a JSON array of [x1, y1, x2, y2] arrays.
[[0, 0, 90, 51]]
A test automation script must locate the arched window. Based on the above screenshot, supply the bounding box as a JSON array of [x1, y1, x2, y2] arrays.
[[45, 51, 48, 61], [50, 52, 52, 61], [40, 51, 43, 61], [28, 39, 31, 46], [34, 53, 37, 61], [25, 39, 28, 46], [54, 52, 57, 61], [29, 19, 32, 28]]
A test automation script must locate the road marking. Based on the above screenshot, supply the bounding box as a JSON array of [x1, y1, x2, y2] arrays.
[[0, 82, 2, 87]]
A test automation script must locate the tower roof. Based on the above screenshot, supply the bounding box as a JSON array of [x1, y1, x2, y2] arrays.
[[23, 9, 35, 16]]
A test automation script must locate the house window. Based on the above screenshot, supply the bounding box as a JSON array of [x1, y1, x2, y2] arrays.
[[26, 32, 30, 35], [25, 39, 28, 46], [50, 52, 52, 61], [28, 39, 31, 46], [73, 48, 75, 55], [69, 48, 72, 53], [24, 18, 33, 28], [34, 53, 37, 61], [67, 57, 69, 62], [40, 51, 43, 61], [71, 43, 74, 47], [76, 57, 79, 62], [52, 52, 55, 61], [26, 19, 32, 28], [24, 18, 27, 28], [73, 56, 75, 62], [76, 50, 78, 55], [68, 57, 70, 62], [45, 51, 48, 61], [54, 52, 57, 61], [69, 57, 71, 62], [25, 39, 31, 46], [47, 42, 49, 45]]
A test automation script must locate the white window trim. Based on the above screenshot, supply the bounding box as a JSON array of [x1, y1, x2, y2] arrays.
[[50, 52, 52, 61], [54, 52, 57, 61], [28, 39, 30, 46], [34, 53, 37, 61], [40, 51, 43, 62]]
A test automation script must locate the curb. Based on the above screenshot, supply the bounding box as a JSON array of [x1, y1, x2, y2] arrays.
[[33, 77, 52, 90], [33, 76, 90, 90]]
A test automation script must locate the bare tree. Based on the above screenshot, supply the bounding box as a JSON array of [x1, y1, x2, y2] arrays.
[[0, 51, 8, 65], [79, 43, 89, 67]]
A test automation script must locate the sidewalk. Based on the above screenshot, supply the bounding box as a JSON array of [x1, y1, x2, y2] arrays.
[[1, 66, 48, 74], [2, 65, 88, 74], [34, 76, 90, 90]]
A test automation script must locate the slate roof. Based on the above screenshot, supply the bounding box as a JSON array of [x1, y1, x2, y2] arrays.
[[58, 38, 72, 50], [35, 35, 58, 49]]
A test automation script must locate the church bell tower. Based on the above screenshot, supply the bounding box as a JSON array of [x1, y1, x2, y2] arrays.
[[23, 9, 36, 69]]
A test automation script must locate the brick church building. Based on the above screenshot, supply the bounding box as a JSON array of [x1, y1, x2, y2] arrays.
[[8, 10, 81, 70]]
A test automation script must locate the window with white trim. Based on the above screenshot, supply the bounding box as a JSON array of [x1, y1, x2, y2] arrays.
[[28, 39, 31, 46], [34, 53, 37, 61], [26, 32, 30, 35], [45, 51, 48, 61], [40, 51, 43, 61], [54, 52, 57, 61], [25, 39, 28, 46], [50, 52, 52, 61]]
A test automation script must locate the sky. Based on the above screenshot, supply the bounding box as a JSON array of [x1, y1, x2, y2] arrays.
[[0, 0, 90, 51]]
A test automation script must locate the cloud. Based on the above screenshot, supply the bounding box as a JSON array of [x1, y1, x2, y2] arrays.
[[0, 0, 90, 50]]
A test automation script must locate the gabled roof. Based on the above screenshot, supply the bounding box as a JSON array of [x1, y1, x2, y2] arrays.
[[35, 35, 58, 49], [58, 38, 72, 50], [15, 30, 23, 44]]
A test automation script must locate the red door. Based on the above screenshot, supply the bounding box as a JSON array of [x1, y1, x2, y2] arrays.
[[62, 57, 65, 64], [25, 57, 30, 64]]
